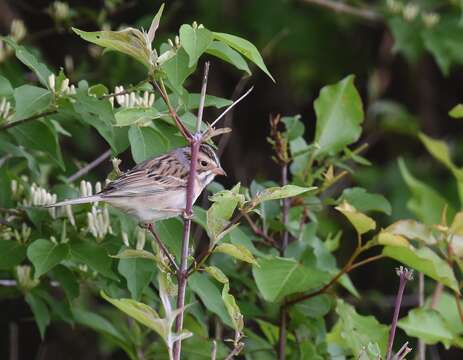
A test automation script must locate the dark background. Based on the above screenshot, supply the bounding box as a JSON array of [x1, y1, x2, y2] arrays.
[[1, 0, 463, 358]]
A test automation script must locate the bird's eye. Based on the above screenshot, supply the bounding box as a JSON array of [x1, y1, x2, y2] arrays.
[[200, 160, 208, 167]]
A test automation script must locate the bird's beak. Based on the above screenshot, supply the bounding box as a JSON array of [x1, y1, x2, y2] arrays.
[[213, 167, 227, 176]]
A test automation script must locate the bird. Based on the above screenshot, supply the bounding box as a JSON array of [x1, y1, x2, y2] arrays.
[[46, 144, 226, 224]]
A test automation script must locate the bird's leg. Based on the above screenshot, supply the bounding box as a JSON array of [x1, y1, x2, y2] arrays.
[[141, 223, 179, 272]]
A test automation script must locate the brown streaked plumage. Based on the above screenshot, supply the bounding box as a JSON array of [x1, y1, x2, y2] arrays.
[[46, 144, 226, 223]]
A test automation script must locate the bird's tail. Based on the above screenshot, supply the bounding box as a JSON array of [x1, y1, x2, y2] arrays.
[[44, 195, 102, 208]]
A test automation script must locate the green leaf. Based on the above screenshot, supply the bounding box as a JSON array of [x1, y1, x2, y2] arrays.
[[212, 32, 274, 82], [118, 257, 156, 300], [252, 256, 329, 302], [189, 273, 232, 327], [0, 139, 40, 176], [73, 308, 133, 353], [205, 266, 229, 284], [385, 220, 437, 245], [430, 292, 463, 335], [25, 293, 50, 339], [335, 201, 376, 235], [340, 187, 391, 215], [398, 308, 454, 348], [128, 125, 168, 163], [180, 24, 213, 67], [51, 265, 79, 301], [111, 248, 157, 261], [161, 47, 196, 93], [0, 75, 13, 98], [72, 92, 128, 154], [222, 282, 243, 333], [1, 37, 53, 87], [70, 241, 118, 281], [13, 85, 52, 120], [282, 115, 304, 140], [206, 41, 251, 75], [214, 243, 257, 265], [252, 185, 315, 205], [387, 17, 424, 63], [72, 27, 152, 68], [398, 158, 451, 224], [327, 299, 389, 357], [376, 231, 410, 247], [27, 239, 69, 278], [314, 75, 364, 156], [115, 107, 161, 127], [9, 118, 64, 169], [449, 104, 463, 119], [0, 241, 26, 270], [383, 246, 459, 292]]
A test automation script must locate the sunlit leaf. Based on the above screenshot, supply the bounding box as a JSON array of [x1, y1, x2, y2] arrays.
[[340, 187, 391, 215], [214, 243, 257, 265], [222, 282, 243, 333], [335, 201, 376, 235], [180, 24, 212, 67], [27, 239, 69, 278], [206, 40, 251, 75], [386, 219, 437, 245]]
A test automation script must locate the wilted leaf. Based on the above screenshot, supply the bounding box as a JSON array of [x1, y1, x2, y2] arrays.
[[205, 266, 229, 284], [383, 246, 458, 292], [222, 282, 243, 333], [335, 201, 376, 235], [214, 243, 257, 265], [111, 249, 157, 261], [252, 185, 315, 205], [386, 219, 437, 245]]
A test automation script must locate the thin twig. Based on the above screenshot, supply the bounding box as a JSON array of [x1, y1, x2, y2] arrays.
[[66, 149, 112, 183], [243, 213, 279, 248], [9, 322, 18, 360], [300, 0, 382, 23], [207, 87, 253, 129], [145, 224, 178, 272], [418, 273, 425, 360], [172, 62, 210, 360], [0, 110, 57, 131]]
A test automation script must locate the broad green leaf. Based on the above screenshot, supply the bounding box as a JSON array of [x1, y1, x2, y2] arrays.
[[293, 294, 333, 319], [9, 119, 64, 169], [156, 218, 184, 260], [212, 32, 274, 82], [0, 139, 40, 176], [72, 27, 152, 68], [252, 185, 315, 205], [422, 17, 463, 76], [383, 246, 459, 292], [450, 104, 463, 119], [340, 187, 391, 215], [206, 41, 251, 75], [101, 291, 187, 349], [335, 201, 376, 235], [252, 256, 329, 302], [386, 219, 437, 245], [27, 239, 69, 278], [115, 107, 161, 127], [429, 292, 463, 335], [118, 257, 156, 300], [13, 85, 52, 121], [314, 75, 364, 156], [398, 308, 454, 348], [111, 248, 157, 261], [0, 75, 13, 98], [128, 125, 168, 163], [214, 243, 257, 265], [161, 47, 195, 93], [205, 266, 229, 284], [327, 299, 388, 357], [189, 273, 232, 327], [73, 308, 133, 354], [25, 293, 50, 339], [222, 282, 243, 333], [376, 231, 410, 247], [282, 115, 304, 140], [0, 241, 26, 270], [207, 185, 244, 242], [387, 17, 424, 63], [179, 24, 213, 67], [70, 241, 118, 281], [1, 37, 53, 87], [51, 265, 79, 301], [398, 158, 452, 224]]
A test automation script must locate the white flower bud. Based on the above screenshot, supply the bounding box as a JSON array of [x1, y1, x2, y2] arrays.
[[122, 232, 130, 247], [69, 84, 76, 94], [80, 180, 87, 197], [86, 181, 92, 197], [136, 229, 146, 250], [175, 35, 180, 47], [60, 78, 70, 93], [11, 19, 26, 42], [148, 93, 155, 107], [403, 3, 419, 21], [422, 12, 439, 27], [10, 179, 17, 195], [48, 74, 56, 92], [198, 24, 204, 29], [109, 96, 114, 108], [65, 204, 75, 226], [95, 181, 102, 194], [168, 38, 174, 48]]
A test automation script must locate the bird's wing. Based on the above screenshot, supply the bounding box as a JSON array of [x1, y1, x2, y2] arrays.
[[100, 166, 186, 198]]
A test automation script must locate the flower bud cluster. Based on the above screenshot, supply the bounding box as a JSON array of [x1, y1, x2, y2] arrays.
[[49, 1, 70, 21], [24, 183, 57, 218], [0, 19, 27, 62], [87, 205, 112, 241], [386, 0, 439, 27], [0, 98, 13, 122], [111, 85, 155, 108], [16, 265, 39, 290], [48, 74, 76, 95]]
